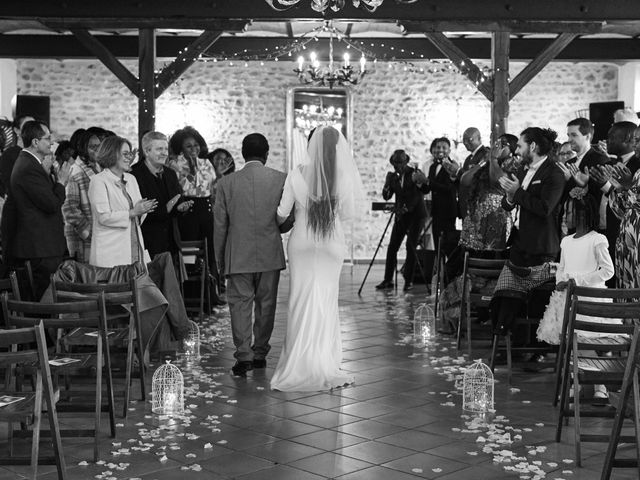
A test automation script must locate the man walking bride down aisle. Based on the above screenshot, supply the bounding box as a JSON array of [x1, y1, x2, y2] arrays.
[[271, 126, 366, 392]]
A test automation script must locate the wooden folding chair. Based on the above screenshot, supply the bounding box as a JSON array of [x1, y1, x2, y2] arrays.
[[2, 293, 115, 462], [600, 325, 640, 479], [552, 281, 640, 407], [556, 298, 640, 466], [0, 322, 66, 479], [458, 252, 506, 356], [173, 218, 210, 321], [50, 276, 146, 418]]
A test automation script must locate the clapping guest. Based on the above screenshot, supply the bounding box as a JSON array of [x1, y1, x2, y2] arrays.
[[168, 126, 224, 306], [208, 148, 236, 205], [88, 136, 157, 268], [62, 131, 101, 263], [132, 131, 192, 258], [54, 140, 74, 186]]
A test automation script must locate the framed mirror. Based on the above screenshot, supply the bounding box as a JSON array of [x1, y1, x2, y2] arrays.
[[285, 86, 353, 171]]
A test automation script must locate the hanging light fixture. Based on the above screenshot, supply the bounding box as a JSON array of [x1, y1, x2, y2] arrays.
[[294, 22, 366, 88], [265, 0, 417, 13]]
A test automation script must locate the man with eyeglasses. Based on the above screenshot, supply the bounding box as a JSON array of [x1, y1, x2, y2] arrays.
[[6, 120, 65, 298], [557, 142, 577, 163]]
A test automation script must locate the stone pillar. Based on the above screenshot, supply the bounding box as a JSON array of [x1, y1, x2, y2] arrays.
[[0, 59, 17, 119], [618, 62, 640, 113]]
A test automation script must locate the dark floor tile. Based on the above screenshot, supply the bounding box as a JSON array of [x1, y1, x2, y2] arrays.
[[336, 465, 424, 479], [290, 429, 368, 451], [234, 464, 326, 480], [288, 451, 373, 478], [340, 440, 415, 464], [246, 418, 323, 439], [200, 451, 275, 477], [337, 419, 406, 439], [383, 452, 469, 479], [377, 429, 455, 452], [242, 439, 324, 464]]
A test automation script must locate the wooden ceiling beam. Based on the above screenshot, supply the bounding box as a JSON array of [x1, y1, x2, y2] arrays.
[[2, 35, 639, 61], [424, 32, 493, 100], [4, 0, 640, 21], [402, 20, 604, 34], [154, 30, 223, 97], [70, 28, 139, 96], [40, 18, 249, 31], [509, 33, 578, 100]]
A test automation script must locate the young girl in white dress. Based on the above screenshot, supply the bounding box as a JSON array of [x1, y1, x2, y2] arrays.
[[537, 191, 616, 398]]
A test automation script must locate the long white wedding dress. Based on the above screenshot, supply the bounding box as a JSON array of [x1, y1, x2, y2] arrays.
[[270, 166, 355, 392]]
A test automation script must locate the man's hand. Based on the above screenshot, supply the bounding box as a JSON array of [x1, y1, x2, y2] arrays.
[[442, 158, 460, 177], [611, 164, 634, 190], [556, 162, 572, 181], [556, 281, 568, 291], [567, 163, 589, 187], [498, 174, 520, 202], [411, 169, 428, 186], [589, 165, 611, 187]]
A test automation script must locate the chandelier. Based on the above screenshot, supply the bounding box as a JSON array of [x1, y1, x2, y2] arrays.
[[294, 23, 366, 88], [265, 0, 417, 13]]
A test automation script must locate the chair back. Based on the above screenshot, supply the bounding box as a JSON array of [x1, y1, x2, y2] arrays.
[[569, 297, 640, 338], [2, 292, 107, 331], [51, 276, 138, 310]]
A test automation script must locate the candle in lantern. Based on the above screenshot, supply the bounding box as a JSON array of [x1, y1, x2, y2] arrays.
[[360, 55, 366, 72], [297, 56, 304, 71], [164, 391, 177, 414], [310, 51, 318, 69], [343, 52, 350, 68]]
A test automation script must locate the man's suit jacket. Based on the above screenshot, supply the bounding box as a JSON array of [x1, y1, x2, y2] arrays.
[[457, 146, 488, 217], [382, 166, 428, 219], [564, 147, 609, 199], [425, 162, 458, 221], [131, 161, 182, 256], [9, 150, 65, 259], [213, 161, 286, 276], [502, 159, 565, 257]]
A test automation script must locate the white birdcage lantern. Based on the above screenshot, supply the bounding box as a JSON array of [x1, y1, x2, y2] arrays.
[[413, 303, 436, 344], [462, 360, 494, 413], [183, 320, 201, 362], [152, 360, 184, 415]]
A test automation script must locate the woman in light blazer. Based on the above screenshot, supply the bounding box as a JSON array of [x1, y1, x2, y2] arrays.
[[88, 136, 157, 268]]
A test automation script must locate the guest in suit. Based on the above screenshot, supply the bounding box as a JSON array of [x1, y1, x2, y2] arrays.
[[492, 127, 565, 333], [444, 127, 489, 218], [8, 120, 66, 298], [590, 121, 640, 287], [131, 131, 192, 258], [423, 137, 458, 254], [557, 117, 609, 235], [376, 149, 429, 292], [213, 133, 287, 377], [62, 131, 101, 263], [88, 136, 157, 268]]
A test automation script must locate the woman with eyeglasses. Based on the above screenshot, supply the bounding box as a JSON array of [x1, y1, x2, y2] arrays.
[[62, 131, 101, 263], [88, 135, 157, 267]]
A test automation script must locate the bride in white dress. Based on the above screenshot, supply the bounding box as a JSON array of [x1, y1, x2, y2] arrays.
[[270, 126, 365, 392]]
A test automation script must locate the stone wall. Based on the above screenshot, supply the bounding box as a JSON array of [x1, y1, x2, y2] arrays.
[[16, 59, 618, 258]]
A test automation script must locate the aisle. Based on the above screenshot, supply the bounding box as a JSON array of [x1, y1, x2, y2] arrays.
[[3, 265, 637, 479]]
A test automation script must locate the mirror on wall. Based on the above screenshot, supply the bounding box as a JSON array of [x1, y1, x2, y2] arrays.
[[285, 87, 353, 171]]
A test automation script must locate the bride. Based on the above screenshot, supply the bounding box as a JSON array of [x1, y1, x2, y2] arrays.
[[270, 126, 365, 392]]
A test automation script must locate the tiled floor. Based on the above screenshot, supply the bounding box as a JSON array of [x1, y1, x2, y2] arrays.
[[1, 265, 638, 479]]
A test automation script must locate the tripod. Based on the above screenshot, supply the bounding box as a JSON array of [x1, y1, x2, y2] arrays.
[[357, 210, 429, 296]]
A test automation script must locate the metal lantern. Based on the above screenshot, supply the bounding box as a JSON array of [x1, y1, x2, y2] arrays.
[[462, 359, 494, 413], [184, 320, 201, 362], [151, 360, 184, 416], [413, 303, 436, 345]]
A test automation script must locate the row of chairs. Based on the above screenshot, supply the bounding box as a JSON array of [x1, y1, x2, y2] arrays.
[[0, 269, 148, 479]]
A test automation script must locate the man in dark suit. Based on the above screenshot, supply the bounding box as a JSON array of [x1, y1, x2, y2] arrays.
[[8, 121, 65, 298], [557, 117, 609, 235], [131, 131, 193, 258], [376, 149, 429, 292], [423, 137, 458, 255], [445, 127, 489, 218], [589, 121, 640, 286], [493, 127, 565, 333]]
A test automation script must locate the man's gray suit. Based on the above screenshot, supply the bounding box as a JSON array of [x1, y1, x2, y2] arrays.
[[213, 161, 287, 362]]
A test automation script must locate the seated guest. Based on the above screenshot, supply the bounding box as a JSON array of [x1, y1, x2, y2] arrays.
[[132, 131, 192, 258], [54, 140, 74, 186], [88, 135, 157, 267], [376, 149, 429, 292], [62, 131, 101, 263], [168, 126, 224, 306]]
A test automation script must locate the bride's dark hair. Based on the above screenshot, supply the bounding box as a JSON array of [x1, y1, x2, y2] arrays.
[[307, 127, 339, 239]]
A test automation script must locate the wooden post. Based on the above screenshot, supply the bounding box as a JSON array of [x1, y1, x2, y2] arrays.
[[491, 31, 510, 142], [138, 28, 156, 146]]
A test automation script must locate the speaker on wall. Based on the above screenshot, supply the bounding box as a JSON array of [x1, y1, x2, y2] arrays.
[[12, 95, 50, 127], [589, 101, 624, 142]]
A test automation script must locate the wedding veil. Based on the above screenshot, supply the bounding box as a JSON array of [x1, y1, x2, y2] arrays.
[[302, 126, 366, 238]]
